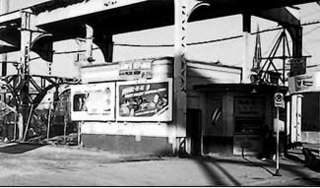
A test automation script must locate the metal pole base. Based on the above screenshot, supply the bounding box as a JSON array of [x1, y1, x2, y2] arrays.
[[273, 169, 282, 176]]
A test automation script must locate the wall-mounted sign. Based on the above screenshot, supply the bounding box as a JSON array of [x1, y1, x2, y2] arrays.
[[116, 79, 172, 121], [71, 83, 115, 121], [288, 72, 320, 93], [288, 57, 306, 76], [119, 60, 152, 80], [234, 97, 264, 118]]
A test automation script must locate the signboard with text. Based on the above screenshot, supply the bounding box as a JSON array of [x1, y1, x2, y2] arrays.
[[119, 60, 152, 80], [234, 97, 264, 118], [116, 79, 172, 121], [288, 72, 320, 93], [288, 57, 306, 76], [71, 83, 116, 121]]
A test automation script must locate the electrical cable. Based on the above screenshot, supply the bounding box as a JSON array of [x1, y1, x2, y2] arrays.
[[47, 19, 320, 54]]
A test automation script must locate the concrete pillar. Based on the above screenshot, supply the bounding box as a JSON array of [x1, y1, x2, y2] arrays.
[[242, 13, 251, 83]]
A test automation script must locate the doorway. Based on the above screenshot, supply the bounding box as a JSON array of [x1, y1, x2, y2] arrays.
[[187, 109, 202, 156]]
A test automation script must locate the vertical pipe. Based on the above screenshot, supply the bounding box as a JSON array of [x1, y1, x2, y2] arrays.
[[18, 113, 23, 140], [47, 102, 52, 140], [23, 104, 34, 141], [13, 112, 17, 141], [64, 114, 67, 144], [291, 95, 297, 143], [78, 122, 82, 146], [296, 94, 302, 142], [282, 29, 286, 85], [274, 107, 281, 176]]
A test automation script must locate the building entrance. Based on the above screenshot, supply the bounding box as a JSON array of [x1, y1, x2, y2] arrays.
[[187, 109, 202, 156]]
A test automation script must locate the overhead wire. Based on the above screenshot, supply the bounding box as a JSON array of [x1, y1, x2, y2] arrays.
[[48, 19, 320, 54]]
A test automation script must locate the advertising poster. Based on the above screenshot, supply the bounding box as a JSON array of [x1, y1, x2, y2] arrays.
[[71, 83, 115, 121], [116, 79, 172, 121]]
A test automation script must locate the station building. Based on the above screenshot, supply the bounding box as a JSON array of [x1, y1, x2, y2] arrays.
[[72, 56, 286, 156]]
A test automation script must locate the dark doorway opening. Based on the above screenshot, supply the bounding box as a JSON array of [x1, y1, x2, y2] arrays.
[[187, 109, 202, 156]]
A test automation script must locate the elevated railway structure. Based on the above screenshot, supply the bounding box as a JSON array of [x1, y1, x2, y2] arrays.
[[0, 0, 317, 151]]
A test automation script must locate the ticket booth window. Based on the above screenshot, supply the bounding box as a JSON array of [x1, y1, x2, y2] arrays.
[[234, 97, 265, 135]]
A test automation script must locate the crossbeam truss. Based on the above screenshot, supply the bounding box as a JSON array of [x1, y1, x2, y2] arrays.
[[251, 29, 293, 86], [1, 74, 80, 110]]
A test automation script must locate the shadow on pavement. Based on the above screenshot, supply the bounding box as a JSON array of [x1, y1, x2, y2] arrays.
[[285, 152, 305, 164], [242, 157, 274, 175], [188, 154, 320, 186], [192, 156, 241, 186], [0, 143, 44, 154]]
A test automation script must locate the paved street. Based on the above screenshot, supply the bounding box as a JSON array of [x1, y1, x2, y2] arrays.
[[0, 143, 319, 186]]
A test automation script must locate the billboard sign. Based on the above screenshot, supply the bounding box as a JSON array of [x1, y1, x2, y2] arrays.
[[116, 79, 172, 121], [71, 82, 115, 121]]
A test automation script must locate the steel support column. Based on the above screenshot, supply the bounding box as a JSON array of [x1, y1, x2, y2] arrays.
[[85, 24, 94, 63], [173, 0, 209, 155], [242, 13, 251, 83], [18, 11, 32, 141]]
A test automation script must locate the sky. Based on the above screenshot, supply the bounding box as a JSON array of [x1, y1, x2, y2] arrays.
[[3, 2, 320, 79]]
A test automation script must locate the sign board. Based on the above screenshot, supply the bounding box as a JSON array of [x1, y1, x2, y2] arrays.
[[288, 57, 306, 76], [116, 78, 172, 122], [274, 92, 285, 108], [71, 82, 116, 121], [119, 60, 152, 80], [234, 97, 264, 118], [288, 72, 320, 93]]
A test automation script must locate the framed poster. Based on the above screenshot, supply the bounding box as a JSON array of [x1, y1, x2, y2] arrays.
[[71, 82, 115, 121], [116, 78, 172, 121]]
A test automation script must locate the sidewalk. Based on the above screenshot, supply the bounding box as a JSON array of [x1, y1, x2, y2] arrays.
[[0, 143, 319, 186], [185, 153, 320, 186]]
